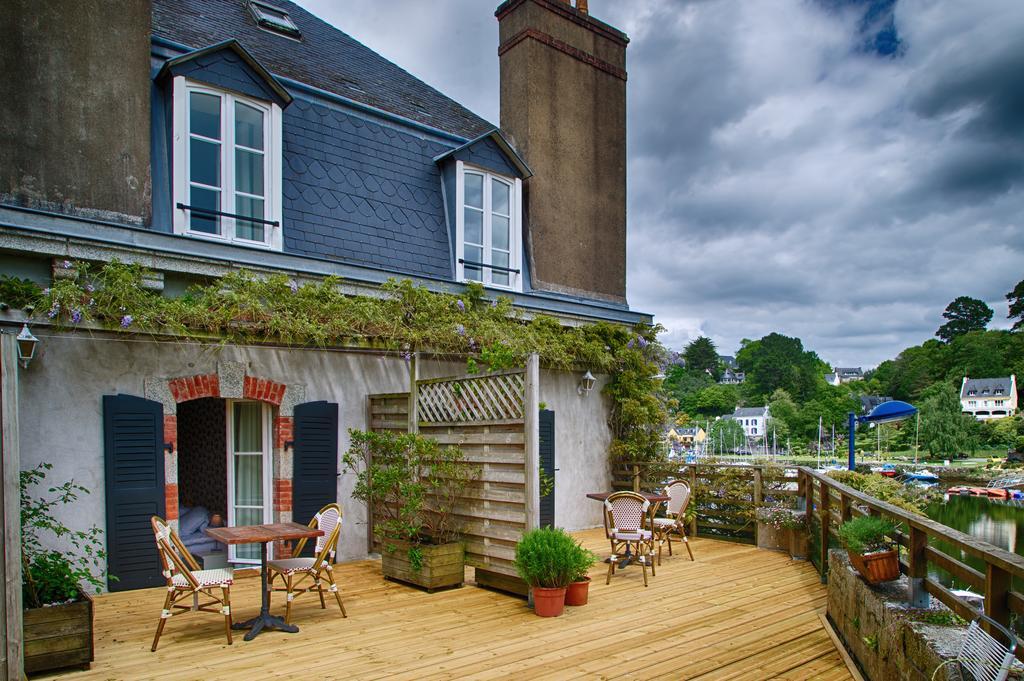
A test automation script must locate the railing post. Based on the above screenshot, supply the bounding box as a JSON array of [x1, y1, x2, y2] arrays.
[[985, 564, 1011, 633], [632, 464, 640, 492], [818, 479, 831, 583], [908, 526, 929, 608], [839, 493, 852, 524], [753, 468, 762, 546], [689, 465, 698, 537]]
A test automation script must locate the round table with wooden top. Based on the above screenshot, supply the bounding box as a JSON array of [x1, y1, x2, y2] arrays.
[[205, 522, 324, 641]]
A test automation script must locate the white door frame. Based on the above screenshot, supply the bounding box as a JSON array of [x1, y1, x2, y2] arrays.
[[226, 400, 273, 564]]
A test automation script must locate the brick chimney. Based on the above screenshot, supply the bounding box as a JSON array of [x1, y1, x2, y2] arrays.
[[496, 0, 629, 304]]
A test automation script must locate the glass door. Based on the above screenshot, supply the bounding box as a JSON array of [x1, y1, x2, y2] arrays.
[[227, 401, 272, 563]]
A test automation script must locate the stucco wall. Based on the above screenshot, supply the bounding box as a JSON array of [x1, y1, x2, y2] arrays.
[[18, 334, 422, 566], [17, 334, 612, 581], [0, 0, 152, 223], [539, 369, 611, 530]]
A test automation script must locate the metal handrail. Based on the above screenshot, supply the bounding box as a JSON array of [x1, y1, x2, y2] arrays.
[[176, 202, 280, 227]]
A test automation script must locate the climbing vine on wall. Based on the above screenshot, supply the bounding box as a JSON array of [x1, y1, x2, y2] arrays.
[[36, 259, 668, 463]]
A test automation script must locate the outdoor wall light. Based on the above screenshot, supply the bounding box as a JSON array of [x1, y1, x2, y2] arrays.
[[16, 324, 39, 369], [577, 370, 596, 396]]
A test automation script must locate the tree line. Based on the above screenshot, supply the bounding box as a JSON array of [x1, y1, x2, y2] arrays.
[[663, 279, 1024, 457]]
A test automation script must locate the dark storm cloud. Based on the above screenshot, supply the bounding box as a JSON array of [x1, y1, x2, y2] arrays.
[[298, 0, 1024, 367]]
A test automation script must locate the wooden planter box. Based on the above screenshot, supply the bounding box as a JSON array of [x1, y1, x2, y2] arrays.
[[790, 530, 809, 560], [848, 549, 900, 584], [24, 591, 94, 674], [381, 539, 464, 592], [756, 522, 788, 552]]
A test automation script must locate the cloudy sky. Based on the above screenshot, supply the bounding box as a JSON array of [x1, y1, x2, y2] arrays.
[[301, 0, 1024, 367]]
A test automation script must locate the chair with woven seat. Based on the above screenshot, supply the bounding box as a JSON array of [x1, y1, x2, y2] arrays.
[[652, 480, 695, 564], [603, 491, 656, 587], [267, 503, 346, 623], [150, 516, 233, 651]]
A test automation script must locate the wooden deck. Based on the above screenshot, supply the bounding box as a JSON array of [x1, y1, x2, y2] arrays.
[[42, 529, 852, 680]]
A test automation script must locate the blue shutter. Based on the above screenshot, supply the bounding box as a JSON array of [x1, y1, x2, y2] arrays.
[[292, 401, 339, 555], [103, 394, 166, 592], [539, 409, 555, 528]]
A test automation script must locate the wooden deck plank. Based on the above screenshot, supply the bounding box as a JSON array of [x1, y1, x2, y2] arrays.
[[41, 529, 850, 681]]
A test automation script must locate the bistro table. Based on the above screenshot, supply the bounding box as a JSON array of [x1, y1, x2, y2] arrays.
[[205, 522, 323, 641], [586, 491, 669, 568]]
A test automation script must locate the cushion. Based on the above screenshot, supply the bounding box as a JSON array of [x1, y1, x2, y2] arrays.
[[268, 557, 316, 575], [172, 567, 233, 588], [179, 506, 209, 537]]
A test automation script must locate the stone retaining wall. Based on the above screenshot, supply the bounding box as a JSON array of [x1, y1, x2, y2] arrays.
[[827, 549, 966, 681]]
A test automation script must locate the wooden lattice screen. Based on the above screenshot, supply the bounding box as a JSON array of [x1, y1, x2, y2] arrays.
[[417, 370, 526, 423], [365, 362, 538, 590]]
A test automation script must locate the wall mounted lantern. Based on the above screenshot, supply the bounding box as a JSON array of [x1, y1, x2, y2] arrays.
[[577, 370, 596, 396], [16, 324, 39, 369]]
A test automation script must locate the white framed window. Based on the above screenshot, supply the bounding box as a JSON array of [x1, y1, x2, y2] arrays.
[[172, 76, 283, 250], [455, 160, 522, 291]]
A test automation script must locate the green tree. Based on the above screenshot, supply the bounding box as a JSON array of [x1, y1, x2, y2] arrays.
[[683, 336, 720, 379], [1007, 279, 1024, 332], [872, 340, 948, 402], [662, 364, 713, 416], [690, 384, 739, 417], [936, 296, 993, 342], [706, 418, 746, 453], [736, 333, 825, 402], [919, 383, 978, 458], [767, 389, 803, 439]]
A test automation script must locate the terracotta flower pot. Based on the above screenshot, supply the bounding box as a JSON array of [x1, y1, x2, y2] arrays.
[[565, 577, 591, 606], [847, 549, 900, 584], [532, 586, 567, 617]]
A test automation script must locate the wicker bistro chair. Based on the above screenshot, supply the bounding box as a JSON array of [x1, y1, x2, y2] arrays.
[[652, 480, 695, 564], [150, 516, 233, 651], [955, 614, 1017, 681], [603, 491, 657, 587], [267, 503, 346, 623]]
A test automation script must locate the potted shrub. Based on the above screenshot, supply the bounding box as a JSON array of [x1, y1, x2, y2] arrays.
[[837, 516, 900, 584], [21, 463, 110, 674], [514, 528, 578, 617], [565, 541, 597, 606], [343, 430, 477, 592], [756, 505, 807, 559]]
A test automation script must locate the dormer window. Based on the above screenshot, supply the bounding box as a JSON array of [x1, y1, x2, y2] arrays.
[[249, 1, 301, 39], [455, 161, 522, 291], [171, 78, 283, 250]]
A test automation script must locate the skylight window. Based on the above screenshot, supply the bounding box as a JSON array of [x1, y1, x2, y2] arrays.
[[249, 1, 301, 38]]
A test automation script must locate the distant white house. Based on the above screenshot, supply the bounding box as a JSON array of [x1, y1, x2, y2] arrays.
[[727, 406, 769, 437], [824, 367, 864, 386], [719, 368, 745, 384], [960, 375, 1017, 420]]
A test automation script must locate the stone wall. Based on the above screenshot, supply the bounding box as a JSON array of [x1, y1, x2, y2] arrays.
[[827, 549, 966, 681]]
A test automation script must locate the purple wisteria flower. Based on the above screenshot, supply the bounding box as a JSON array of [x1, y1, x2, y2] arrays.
[[290, 280, 299, 293], [120, 315, 133, 328], [47, 304, 60, 319], [491, 299, 498, 308], [468, 337, 477, 351], [626, 338, 635, 349], [455, 324, 466, 336], [71, 309, 83, 324], [85, 284, 95, 293], [401, 350, 412, 363], [638, 336, 648, 349], [456, 299, 466, 312], [61, 260, 73, 269], [41, 288, 50, 296]]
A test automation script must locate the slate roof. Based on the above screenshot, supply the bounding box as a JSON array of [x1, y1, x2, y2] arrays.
[[962, 376, 1015, 398], [152, 0, 493, 139], [861, 395, 892, 413], [732, 406, 767, 418]]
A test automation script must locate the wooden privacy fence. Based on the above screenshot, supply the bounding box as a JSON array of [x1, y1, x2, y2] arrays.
[[366, 358, 539, 590], [612, 461, 801, 544], [798, 466, 1024, 649]]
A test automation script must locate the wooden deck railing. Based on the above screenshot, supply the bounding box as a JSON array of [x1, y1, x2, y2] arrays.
[[797, 466, 1024, 644], [611, 461, 801, 544]]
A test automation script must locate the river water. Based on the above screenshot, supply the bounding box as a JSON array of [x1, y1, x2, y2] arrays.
[[926, 492, 1024, 590]]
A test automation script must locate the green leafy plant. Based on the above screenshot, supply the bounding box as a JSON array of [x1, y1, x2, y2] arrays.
[[568, 540, 598, 583], [514, 527, 579, 589], [837, 516, 897, 555], [341, 430, 477, 568], [21, 463, 110, 607], [0, 275, 42, 310]]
